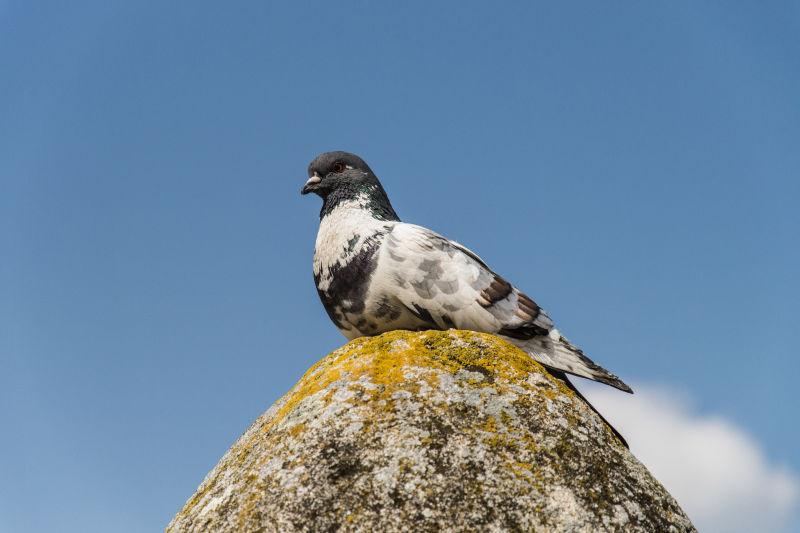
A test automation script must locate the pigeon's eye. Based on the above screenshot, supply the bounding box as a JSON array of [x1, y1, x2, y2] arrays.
[[332, 161, 346, 173]]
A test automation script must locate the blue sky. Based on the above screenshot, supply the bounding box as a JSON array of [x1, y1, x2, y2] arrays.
[[1, 1, 798, 531]]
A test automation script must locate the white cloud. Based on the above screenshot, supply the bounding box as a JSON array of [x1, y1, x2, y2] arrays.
[[580, 382, 799, 533]]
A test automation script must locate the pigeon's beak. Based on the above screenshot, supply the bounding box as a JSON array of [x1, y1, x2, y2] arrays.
[[300, 173, 321, 195]]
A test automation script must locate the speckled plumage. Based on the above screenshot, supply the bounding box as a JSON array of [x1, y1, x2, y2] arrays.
[[302, 151, 632, 444]]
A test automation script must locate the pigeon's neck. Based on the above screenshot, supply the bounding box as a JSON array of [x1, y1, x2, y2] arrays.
[[320, 184, 399, 222]]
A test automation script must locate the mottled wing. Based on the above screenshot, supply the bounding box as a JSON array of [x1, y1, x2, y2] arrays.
[[376, 223, 632, 393], [376, 223, 554, 336]]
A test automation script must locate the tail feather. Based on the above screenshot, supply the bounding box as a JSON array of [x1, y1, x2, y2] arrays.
[[514, 329, 633, 393], [549, 370, 629, 449], [553, 334, 633, 393]]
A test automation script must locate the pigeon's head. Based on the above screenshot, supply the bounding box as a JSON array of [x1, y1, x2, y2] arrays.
[[301, 151, 378, 197], [302, 151, 399, 221]]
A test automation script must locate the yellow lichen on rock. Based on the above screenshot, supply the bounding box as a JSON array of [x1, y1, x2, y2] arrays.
[[168, 330, 695, 533], [263, 330, 568, 434]]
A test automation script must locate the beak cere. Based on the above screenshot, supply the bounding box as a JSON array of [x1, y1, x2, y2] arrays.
[[301, 173, 322, 195]]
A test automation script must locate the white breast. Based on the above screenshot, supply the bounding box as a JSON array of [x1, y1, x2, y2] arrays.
[[313, 197, 395, 291]]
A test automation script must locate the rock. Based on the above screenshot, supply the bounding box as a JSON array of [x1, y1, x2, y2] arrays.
[[167, 330, 695, 532]]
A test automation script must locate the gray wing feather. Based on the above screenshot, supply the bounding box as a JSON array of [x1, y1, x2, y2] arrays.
[[379, 224, 552, 333]]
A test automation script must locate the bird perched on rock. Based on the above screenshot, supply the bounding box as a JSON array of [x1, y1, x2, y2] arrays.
[[301, 151, 632, 446]]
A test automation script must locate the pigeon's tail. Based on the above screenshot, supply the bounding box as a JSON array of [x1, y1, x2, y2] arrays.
[[515, 329, 633, 393], [548, 370, 629, 448], [551, 333, 633, 393]]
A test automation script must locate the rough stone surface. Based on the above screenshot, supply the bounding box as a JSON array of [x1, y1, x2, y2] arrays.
[[168, 330, 695, 532]]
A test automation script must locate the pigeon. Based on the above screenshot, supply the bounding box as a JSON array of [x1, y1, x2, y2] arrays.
[[301, 150, 632, 446]]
